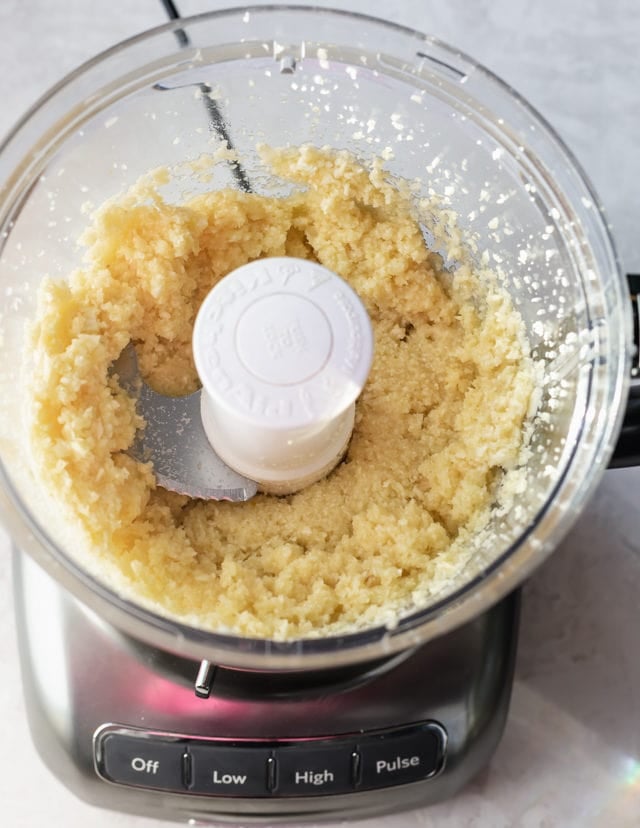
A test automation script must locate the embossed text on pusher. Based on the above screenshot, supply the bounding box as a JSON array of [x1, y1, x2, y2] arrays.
[[334, 290, 363, 374], [199, 260, 361, 420]]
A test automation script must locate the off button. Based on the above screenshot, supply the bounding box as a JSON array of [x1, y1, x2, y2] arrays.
[[100, 733, 185, 791]]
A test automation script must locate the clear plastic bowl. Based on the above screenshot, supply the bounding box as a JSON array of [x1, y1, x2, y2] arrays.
[[0, 6, 631, 669]]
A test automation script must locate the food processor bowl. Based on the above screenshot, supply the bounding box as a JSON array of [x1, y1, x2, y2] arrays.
[[0, 6, 630, 669]]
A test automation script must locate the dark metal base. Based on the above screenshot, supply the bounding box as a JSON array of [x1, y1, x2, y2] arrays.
[[13, 549, 520, 823]]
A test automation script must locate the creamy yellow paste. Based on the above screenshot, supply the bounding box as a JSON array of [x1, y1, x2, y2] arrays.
[[29, 146, 534, 639]]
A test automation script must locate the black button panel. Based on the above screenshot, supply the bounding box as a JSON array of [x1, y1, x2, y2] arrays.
[[94, 722, 445, 797]]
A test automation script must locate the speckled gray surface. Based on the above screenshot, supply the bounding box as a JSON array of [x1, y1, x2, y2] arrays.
[[1, 2, 639, 826]]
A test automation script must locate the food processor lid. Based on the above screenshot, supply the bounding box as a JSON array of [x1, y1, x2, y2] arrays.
[[0, 5, 631, 669]]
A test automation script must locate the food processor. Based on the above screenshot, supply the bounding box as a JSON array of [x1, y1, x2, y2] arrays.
[[1, 4, 639, 824]]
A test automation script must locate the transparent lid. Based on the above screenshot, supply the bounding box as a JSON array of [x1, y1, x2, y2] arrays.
[[0, 6, 630, 668]]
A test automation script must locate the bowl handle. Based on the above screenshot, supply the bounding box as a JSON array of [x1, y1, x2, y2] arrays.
[[609, 274, 640, 468]]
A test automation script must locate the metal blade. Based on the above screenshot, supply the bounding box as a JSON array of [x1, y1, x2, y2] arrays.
[[112, 345, 258, 502]]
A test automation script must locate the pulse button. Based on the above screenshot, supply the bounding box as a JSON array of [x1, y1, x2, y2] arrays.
[[358, 725, 442, 789]]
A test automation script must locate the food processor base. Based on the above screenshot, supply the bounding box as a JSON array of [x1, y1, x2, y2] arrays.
[[13, 549, 519, 823]]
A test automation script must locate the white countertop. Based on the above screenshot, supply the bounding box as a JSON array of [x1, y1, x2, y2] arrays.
[[1, 1, 640, 826]]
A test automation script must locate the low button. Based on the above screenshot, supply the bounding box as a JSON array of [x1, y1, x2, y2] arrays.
[[99, 733, 185, 791], [189, 744, 270, 796], [275, 742, 355, 796], [358, 725, 443, 790]]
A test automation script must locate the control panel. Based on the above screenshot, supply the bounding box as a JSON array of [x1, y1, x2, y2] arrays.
[[94, 722, 446, 797]]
